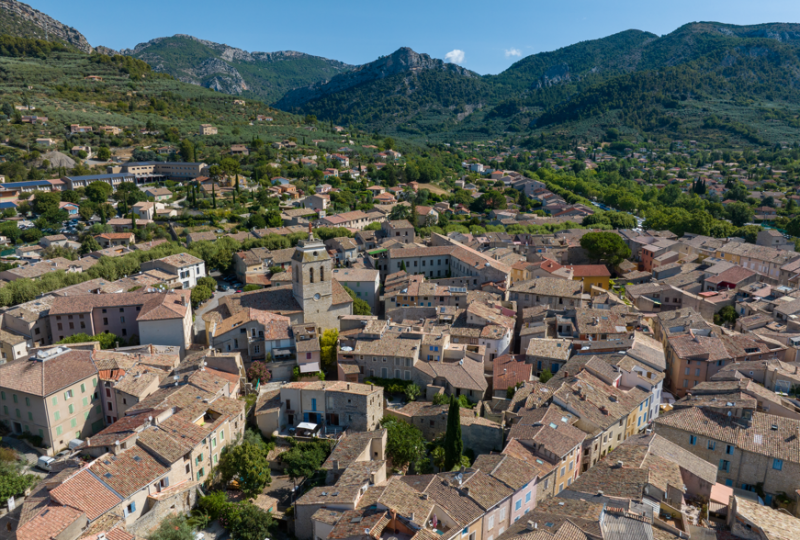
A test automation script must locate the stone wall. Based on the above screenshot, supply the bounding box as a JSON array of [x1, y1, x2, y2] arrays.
[[125, 484, 199, 537]]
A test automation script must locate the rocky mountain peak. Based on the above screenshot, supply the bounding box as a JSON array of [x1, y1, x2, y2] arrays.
[[0, 0, 93, 52]]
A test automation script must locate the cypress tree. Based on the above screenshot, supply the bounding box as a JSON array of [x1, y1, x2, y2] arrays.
[[443, 396, 463, 471], [212, 183, 217, 209]]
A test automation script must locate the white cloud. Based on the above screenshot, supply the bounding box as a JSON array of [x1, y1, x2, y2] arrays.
[[444, 49, 465, 64], [505, 48, 522, 58]]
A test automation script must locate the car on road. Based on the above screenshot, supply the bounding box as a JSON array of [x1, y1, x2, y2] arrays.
[[236, 289, 242, 293]]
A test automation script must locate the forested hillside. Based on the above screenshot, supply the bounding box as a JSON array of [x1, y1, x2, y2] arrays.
[[123, 35, 353, 103]]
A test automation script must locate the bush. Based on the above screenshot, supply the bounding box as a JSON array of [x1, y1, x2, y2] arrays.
[[148, 515, 195, 540], [247, 361, 270, 384], [242, 284, 261, 292], [195, 491, 228, 521], [197, 276, 218, 291], [281, 439, 333, 480], [191, 285, 213, 307], [220, 502, 274, 540], [364, 377, 415, 396]]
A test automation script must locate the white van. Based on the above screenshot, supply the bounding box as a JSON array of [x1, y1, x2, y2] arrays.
[[37, 456, 55, 472]]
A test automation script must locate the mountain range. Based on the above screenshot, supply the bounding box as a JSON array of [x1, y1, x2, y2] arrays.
[[4, 0, 800, 145]]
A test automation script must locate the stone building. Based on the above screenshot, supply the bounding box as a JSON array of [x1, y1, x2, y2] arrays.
[[655, 405, 800, 506], [264, 381, 384, 435]]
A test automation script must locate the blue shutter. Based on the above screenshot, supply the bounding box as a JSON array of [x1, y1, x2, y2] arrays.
[[164, 477, 170, 487], [130, 501, 136, 512]]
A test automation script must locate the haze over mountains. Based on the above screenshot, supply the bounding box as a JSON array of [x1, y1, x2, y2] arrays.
[[4, 0, 800, 144]]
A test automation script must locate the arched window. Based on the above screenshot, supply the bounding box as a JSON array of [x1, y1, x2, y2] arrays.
[[320, 266, 325, 282], [310, 267, 315, 283]]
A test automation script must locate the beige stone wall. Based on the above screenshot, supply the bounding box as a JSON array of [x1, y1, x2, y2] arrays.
[[655, 422, 800, 501]]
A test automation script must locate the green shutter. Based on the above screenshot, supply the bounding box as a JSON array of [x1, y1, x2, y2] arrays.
[[84, 411, 90, 420], [0, 391, 4, 400], [68, 404, 74, 414], [92, 419, 104, 432], [54, 411, 60, 421], [27, 412, 32, 421], [92, 378, 97, 386], [70, 418, 77, 428], [25, 397, 30, 406], [52, 396, 58, 406], [56, 426, 62, 436], [38, 429, 43, 438], [81, 383, 86, 393], [82, 397, 88, 407]]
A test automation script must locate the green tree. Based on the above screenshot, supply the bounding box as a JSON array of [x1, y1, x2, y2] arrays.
[[787, 216, 800, 238], [714, 305, 739, 326], [32, 191, 60, 215], [96, 146, 111, 161], [57, 332, 122, 349], [319, 329, 339, 371], [404, 384, 421, 402], [539, 368, 554, 383], [389, 205, 411, 221], [191, 285, 213, 307], [343, 285, 371, 315], [399, 260, 407, 272], [217, 442, 271, 497], [147, 515, 194, 540], [0, 455, 37, 505], [281, 439, 332, 480], [219, 502, 273, 540], [380, 416, 425, 471], [579, 232, 631, 266], [85, 181, 114, 204], [197, 276, 218, 291], [470, 191, 507, 213], [196, 491, 228, 521], [727, 202, 754, 227], [443, 396, 463, 471], [179, 139, 196, 162], [80, 235, 101, 255]]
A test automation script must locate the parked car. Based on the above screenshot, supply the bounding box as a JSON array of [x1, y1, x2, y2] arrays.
[[37, 456, 55, 471]]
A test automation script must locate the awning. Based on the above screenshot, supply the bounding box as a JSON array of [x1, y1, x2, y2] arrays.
[[300, 362, 321, 373], [297, 422, 318, 430], [367, 248, 387, 255]]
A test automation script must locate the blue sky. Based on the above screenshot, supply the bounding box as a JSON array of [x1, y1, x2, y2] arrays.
[[28, 0, 800, 74]]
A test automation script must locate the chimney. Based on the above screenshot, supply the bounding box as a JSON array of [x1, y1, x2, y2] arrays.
[[616, 461, 624, 468], [333, 460, 340, 471], [463, 487, 470, 495], [563, 371, 569, 378], [422, 493, 429, 500], [370, 471, 376, 484]]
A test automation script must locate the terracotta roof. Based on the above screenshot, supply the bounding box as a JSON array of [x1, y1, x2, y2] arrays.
[[50, 469, 122, 520], [494, 355, 533, 392], [568, 264, 610, 278], [136, 425, 194, 463], [424, 474, 484, 526], [16, 505, 85, 540], [89, 447, 168, 498], [0, 349, 96, 396], [472, 453, 540, 490], [655, 407, 800, 463], [376, 477, 434, 526]]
